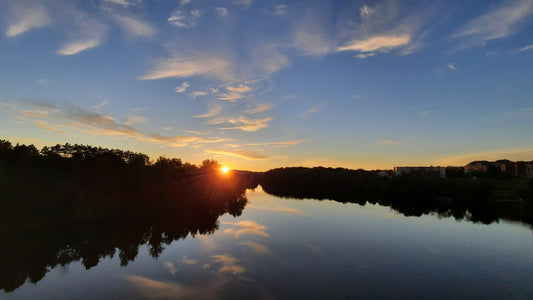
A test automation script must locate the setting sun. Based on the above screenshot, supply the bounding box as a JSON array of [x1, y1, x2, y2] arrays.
[[221, 166, 229, 173]]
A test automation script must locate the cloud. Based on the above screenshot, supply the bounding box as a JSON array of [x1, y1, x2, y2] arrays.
[[126, 275, 198, 299], [234, 0, 253, 9], [241, 241, 270, 254], [138, 54, 232, 81], [377, 140, 399, 145], [179, 129, 206, 135], [194, 104, 222, 118], [338, 34, 411, 53], [302, 104, 324, 117], [217, 85, 252, 101], [245, 140, 306, 147], [57, 39, 102, 55], [272, 5, 288, 15], [113, 14, 155, 38], [191, 91, 208, 98], [248, 204, 307, 215], [355, 53, 376, 59], [243, 104, 272, 114], [419, 110, 433, 117], [164, 262, 178, 275], [520, 44, 533, 51], [221, 220, 269, 238], [175, 82, 190, 93], [293, 29, 332, 56], [221, 116, 271, 132], [168, 9, 201, 28], [92, 101, 109, 110], [6, 101, 225, 148], [227, 85, 251, 93], [124, 114, 147, 125], [33, 121, 67, 134], [215, 7, 228, 17], [57, 19, 108, 55], [181, 0, 191, 5], [5, 3, 50, 37], [447, 64, 457, 71], [453, 0, 533, 47], [360, 4, 376, 18], [205, 149, 267, 160], [182, 256, 198, 265], [102, 0, 141, 7], [211, 254, 245, 275]]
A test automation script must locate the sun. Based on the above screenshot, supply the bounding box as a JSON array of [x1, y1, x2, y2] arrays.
[[221, 166, 229, 173]]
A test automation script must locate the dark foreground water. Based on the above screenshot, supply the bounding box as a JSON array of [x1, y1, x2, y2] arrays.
[[2, 186, 533, 299]]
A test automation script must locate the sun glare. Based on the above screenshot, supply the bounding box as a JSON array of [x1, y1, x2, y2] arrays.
[[221, 166, 229, 173]]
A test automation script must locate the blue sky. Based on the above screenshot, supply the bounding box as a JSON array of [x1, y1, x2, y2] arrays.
[[1, 0, 532, 171]]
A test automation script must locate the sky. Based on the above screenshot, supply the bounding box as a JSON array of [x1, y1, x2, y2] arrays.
[[1, 0, 532, 171]]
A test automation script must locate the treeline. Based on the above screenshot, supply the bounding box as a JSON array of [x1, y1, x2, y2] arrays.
[[0, 139, 260, 292], [1, 139, 223, 170], [260, 167, 533, 225]]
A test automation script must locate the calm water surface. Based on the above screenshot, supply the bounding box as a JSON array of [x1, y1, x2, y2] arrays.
[[3, 186, 533, 299]]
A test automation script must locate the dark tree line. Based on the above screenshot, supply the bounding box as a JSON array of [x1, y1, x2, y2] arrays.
[[0, 139, 261, 292], [260, 167, 533, 226]]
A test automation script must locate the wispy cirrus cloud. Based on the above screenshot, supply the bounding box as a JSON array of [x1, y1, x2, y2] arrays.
[[4, 101, 225, 148], [243, 103, 272, 114], [102, 0, 141, 7], [218, 84, 252, 101], [302, 104, 324, 117], [221, 116, 271, 132], [245, 139, 306, 147], [194, 104, 222, 118], [453, 0, 533, 48], [190, 91, 208, 98], [447, 64, 457, 71], [126, 275, 199, 299], [215, 7, 228, 17], [5, 2, 50, 37], [205, 149, 267, 160], [234, 0, 253, 9], [248, 204, 307, 215], [57, 18, 108, 55], [241, 241, 270, 254], [92, 101, 109, 110], [113, 14, 155, 38], [124, 114, 147, 125], [138, 54, 232, 81], [270, 4, 288, 15], [179, 129, 206, 135], [519, 44, 533, 51], [338, 34, 411, 53], [175, 82, 190, 93], [168, 9, 201, 28]]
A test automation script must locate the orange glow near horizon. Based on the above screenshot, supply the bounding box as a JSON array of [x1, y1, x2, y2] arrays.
[[221, 166, 229, 173]]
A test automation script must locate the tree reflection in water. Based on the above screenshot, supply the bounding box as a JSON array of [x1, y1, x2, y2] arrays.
[[0, 168, 259, 292]]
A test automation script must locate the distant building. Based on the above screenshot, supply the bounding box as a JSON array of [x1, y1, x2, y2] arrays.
[[394, 166, 446, 178], [466, 160, 533, 178], [513, 161, 533, 178], [464, 161, 490, 173]]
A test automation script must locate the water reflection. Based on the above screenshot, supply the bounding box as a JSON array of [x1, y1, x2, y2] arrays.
[[3, 169, 533, 295], [0, 171, 257, 292]]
